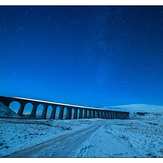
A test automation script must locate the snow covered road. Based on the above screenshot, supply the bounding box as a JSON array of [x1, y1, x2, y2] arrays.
[[6, 123, 101, 157]]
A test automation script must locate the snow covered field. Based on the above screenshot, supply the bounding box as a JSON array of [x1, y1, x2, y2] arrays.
[[75, 118, 163, 157], [0, 104, 163, 157], [0, 118, 94, 157]]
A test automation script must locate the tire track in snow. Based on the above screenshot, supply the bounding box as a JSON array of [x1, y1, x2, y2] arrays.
[[6, 123, 101, 157], [75, 121, 140, 157], [104, 123, 141, 157]]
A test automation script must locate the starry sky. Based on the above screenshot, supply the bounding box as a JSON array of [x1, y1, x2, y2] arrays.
[[0, 6, 163, 107]]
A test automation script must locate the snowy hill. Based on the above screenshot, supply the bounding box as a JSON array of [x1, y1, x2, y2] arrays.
[[109, 104, 163, 113], [108, 104, 163, 120], [0, 102, 18, 118]]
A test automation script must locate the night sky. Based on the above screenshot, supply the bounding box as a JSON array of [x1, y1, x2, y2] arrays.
[[0, 6, 163, 107]]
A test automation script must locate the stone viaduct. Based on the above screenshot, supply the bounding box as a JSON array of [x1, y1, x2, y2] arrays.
[[0, 96, 129, 120]]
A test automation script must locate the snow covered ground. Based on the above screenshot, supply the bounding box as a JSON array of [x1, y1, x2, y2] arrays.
[[0, 118, 94, 157], [0, 104, 163, 157], [75, 118, 163, 157]]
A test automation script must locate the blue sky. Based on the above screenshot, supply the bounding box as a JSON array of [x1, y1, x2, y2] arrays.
[[0, 6, 163, 107]]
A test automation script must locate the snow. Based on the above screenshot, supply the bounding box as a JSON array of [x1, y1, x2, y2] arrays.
[[110, 104, 163, 113], [74, 116, 163, 157], [0, 104, 163, 157], [74, 120, 137, 157], [0, 118, 94, 157]]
